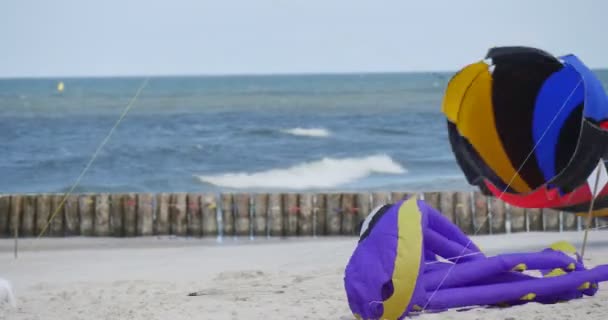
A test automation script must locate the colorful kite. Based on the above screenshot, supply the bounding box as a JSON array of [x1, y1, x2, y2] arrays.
[[442, 46, 608, 213], [344, 196, 608, 320]]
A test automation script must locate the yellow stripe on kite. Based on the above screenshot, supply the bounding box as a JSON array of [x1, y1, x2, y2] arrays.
[[442, 61, 488, 123], [381, 196, 423, 319], [442, 62, 531, 193]]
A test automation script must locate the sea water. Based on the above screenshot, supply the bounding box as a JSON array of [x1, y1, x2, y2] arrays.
[[1, 71, 606, 194]]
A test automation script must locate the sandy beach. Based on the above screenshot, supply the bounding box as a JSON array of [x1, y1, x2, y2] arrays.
[[1, 231, 608, 320]]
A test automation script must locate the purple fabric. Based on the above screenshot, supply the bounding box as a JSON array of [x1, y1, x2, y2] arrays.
[[425, 266, 608, 310], [344, 199, 405, 319], [424, 203, 484, 258], [344, 198, 608, 319], [424, 228, 481, 263]]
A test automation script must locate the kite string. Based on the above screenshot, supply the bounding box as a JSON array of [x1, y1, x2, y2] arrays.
[[420, 78, 583, 313], [33, 77, 150, 240], [424, 251, 484, 265]]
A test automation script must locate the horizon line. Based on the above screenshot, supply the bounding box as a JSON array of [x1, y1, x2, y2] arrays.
[[0, 69, 460, 80], [2, 66, 607, 81]]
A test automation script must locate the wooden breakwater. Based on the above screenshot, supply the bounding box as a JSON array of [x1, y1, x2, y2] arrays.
[[0, 191, 605, 238]]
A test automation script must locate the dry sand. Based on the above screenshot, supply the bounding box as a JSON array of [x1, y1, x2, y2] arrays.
[[1, 231, 608, 320]]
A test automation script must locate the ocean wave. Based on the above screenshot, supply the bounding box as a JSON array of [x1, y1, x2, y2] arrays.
[[245, 128, 277, 136], [280, 127, 331, 138], [195, 154, 406, 189], [367, 127, 413, 136]]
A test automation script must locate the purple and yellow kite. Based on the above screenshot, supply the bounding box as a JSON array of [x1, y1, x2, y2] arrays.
[[344, 196, 608, 320]]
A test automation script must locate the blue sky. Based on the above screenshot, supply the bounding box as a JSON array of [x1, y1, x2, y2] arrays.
[[1, 0, 606, 77]]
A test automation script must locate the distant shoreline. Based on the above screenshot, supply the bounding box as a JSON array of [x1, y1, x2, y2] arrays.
[[0, 70, 460, 81], [2, 67, 608, 81]]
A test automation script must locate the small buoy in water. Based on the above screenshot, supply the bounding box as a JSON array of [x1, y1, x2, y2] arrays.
[[57, 81, 64, 93]]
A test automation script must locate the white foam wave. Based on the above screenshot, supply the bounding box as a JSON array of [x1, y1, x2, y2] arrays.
[[280, 127, 331, 138], [195, 154, 406, 189]]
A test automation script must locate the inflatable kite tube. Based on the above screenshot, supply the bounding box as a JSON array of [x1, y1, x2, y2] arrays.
[[343, 196, 608, 320]]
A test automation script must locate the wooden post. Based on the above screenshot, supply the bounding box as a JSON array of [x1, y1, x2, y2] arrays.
[[340, 193, 356, 235], [64, 194, 80, 236], [187, 193, 202, 237], [35, 194, 50, 236], [123, 193, 138, 237], [489, 197, 506, 234], [454, 192, 473, 234], [439, 192, 455, 223], [283, 193, 298, 237], [355, 193, 372, 233], [0, 195, 10, 237], [9, 195, 22, 239], [21, 195, 36, 237], [234, 193, 251, 237], [138, 193, 155, 236], [510, 205, 526, 233], [326, 193, 342, 235], [423, 192, 440, 211], [543, 208, 560, 232], [16, 191, 608, 238], [49, 194, 65, 237], [563, 212, 578, 231], [298, 193, 313, 236], [201, 194, 218, 237], [155, 193, 170, 235], [253, 193, 268, 237], [94, 193, 111, 236], [78, 194, 94, 236], [371, 192, 390, 209], [588, 213, 598, 231], [268, 193, 282, 237], [390, 192, 410, 202], [10, 195, 21, 258], [170, 193, 187, 236], [473, 192, 490, 234], [220, 193, 234, 237], [314, 194, 327, 236], [109, 194, 124, 237], [527, 208, 543, 231], [596, 215, 608, 231]]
